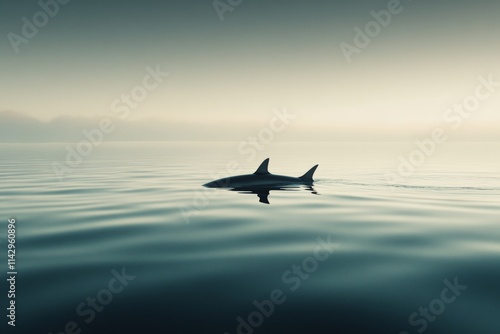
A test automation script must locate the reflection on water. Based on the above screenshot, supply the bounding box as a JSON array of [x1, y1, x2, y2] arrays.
[[1, 142, 500, 334], [230, 185, 319, 204]]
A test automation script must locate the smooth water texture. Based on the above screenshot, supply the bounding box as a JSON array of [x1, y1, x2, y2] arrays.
[[1, 142, 499, 334]]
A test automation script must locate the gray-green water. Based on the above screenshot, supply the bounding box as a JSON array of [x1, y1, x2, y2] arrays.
[[1, 142, 499, 334]]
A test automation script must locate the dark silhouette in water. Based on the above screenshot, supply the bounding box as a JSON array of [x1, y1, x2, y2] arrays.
[[203, 158, 319, 204], [229, 185, 318, 204]]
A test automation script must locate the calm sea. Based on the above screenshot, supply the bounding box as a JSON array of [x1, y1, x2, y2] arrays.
[[1, 142, 499, 334]]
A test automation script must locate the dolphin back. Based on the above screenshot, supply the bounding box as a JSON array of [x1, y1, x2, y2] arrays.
[[299, 164, 319, 182]]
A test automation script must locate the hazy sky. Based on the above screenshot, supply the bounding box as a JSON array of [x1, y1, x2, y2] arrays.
[[1, 0, 499, 141]]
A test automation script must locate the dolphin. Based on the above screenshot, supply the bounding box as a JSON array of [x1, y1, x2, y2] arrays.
[[203, 158, 319, 189]]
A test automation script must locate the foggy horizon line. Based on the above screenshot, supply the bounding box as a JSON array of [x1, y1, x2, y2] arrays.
[[1, 110, 500, 143], [3, 109, 500, 126]]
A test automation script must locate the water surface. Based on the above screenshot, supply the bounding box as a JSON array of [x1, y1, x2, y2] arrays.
[[1, 142, 499, 334]]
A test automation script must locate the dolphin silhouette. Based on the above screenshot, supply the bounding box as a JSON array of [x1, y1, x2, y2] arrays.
[[203, 158, 319, 189]]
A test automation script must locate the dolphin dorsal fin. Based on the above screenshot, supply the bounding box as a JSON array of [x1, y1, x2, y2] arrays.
[[254, 158, 270, 175], [299, 164, 319, 182]]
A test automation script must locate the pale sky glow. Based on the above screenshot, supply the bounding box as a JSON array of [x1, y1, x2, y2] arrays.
[[1, 0, 499, 141]]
